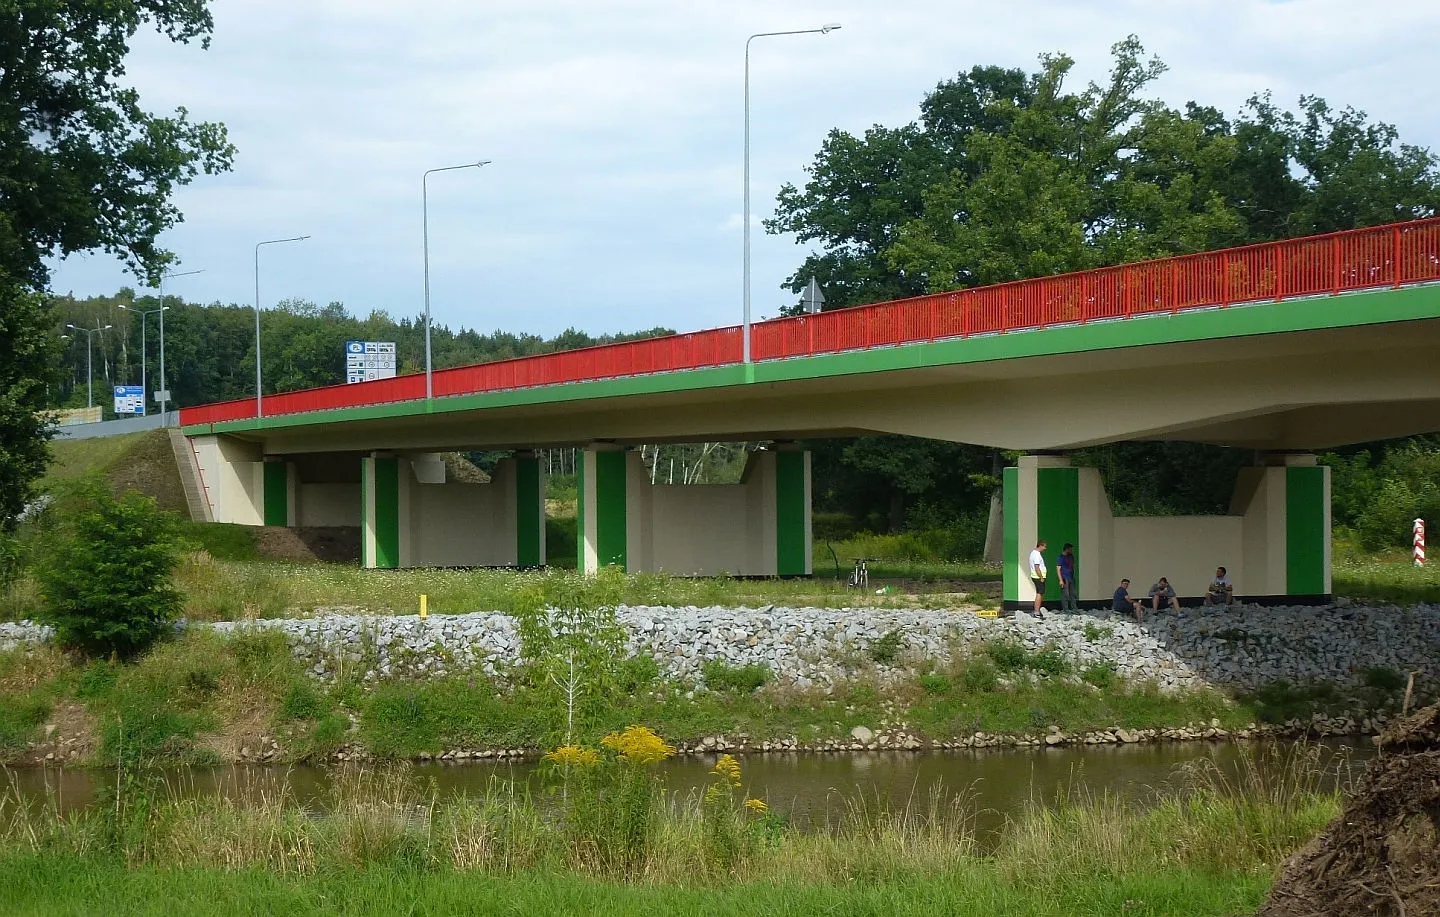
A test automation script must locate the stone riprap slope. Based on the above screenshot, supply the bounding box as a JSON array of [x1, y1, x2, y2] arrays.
[[7, 604, 1440, 691]]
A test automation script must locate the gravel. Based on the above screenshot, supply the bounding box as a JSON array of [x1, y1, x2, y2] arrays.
[[7, 603, 1439, 692]]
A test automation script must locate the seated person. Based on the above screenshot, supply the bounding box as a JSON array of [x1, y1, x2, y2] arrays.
[[1148, 577, 1180, 613], [1202, 566, 1234, 608], [1112, 578, 1145, 621]]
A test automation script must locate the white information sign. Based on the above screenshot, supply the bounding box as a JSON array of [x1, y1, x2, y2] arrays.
[[345, 341, 397, 384]]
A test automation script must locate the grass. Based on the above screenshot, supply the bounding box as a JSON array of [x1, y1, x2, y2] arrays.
[[42, 432, 150, 487], [0, 855, 1276, 917], [0, 747, 1337, 915], [1333, 544, 1440, 604], [0, 627, 1269, 766]]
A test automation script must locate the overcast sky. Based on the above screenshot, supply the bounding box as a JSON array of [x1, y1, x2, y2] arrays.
[[46, 0, 1440, 339]]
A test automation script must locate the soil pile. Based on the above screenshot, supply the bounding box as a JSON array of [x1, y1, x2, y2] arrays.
[[254, 526, 360, 563], [1258, 700, 1439, 917]]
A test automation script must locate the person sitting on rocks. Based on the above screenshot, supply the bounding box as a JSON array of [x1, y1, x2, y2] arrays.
[[1112, 578, 1145, 622], [1148, 577, 1180, 614], [1202, 566, 1234, 609]]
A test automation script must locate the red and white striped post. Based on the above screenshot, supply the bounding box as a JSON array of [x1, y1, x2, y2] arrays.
[[1414, 518, 1426, 567]]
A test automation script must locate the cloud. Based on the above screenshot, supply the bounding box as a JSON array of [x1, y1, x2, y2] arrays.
[[47, 0, 1440, 337]]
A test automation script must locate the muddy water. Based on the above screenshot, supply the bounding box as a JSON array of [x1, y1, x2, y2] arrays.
[[4, 739, 1369, 840]]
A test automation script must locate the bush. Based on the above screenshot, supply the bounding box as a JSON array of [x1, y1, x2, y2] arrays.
[[868, 629, 904, 665], [35, 485, 182, 657], [961, 661, 1000, 693], [702, 660, 771, 694], [917, 672, 952, 695]]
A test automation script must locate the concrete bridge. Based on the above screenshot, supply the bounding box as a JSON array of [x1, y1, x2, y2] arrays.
[[179, 218, 1440, 608]]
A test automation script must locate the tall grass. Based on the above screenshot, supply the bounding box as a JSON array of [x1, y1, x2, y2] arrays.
[[0, 752, 1338, 886]]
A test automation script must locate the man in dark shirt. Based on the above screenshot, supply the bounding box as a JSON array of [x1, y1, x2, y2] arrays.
[[1057, 543, 1078, 613], [1112, 578, 1143, 621]]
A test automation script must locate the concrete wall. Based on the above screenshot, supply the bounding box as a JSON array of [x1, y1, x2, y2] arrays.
[[619, 449, 810, 576], [190, 435, 263, 525], [297, 483, 359, 527], [402, 457, 520, 567]]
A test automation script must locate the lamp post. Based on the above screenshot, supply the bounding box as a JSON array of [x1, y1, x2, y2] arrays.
[[119, 269, 201, 420], [743, 23, 840, 364], [424, 160, 490, 399], [255, 237, 309, 418], [65, 323, 112, 409]]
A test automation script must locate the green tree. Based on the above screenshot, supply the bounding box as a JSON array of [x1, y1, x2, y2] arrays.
[[0, 285, 59, 530], [37, 485, 183, 657], [1, 1, 234, 513]]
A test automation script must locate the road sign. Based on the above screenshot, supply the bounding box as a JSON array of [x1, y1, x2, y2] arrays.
[[153, 389, 172, 403], [113, 385, 145, 415], [345, 341, 397, 384]]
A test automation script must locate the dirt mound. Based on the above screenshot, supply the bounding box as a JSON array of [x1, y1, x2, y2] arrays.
[[253, 526, 360, 563], [1257, 701, 1440, 917]]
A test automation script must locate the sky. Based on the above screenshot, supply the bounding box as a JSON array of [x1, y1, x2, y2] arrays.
[[46, 0, 1440, 339]]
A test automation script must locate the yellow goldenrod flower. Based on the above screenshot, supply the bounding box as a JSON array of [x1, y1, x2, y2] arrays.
[[711, 754, 742, 787], [543, 744, 600, 768], [600, 725, 675, 765], [744, 798, 768, 813]]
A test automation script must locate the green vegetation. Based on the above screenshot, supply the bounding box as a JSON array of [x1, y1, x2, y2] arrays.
[[34, 485, 183, 658], [0, 744, 1341, 916]]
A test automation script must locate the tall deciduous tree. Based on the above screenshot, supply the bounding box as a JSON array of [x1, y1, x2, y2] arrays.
[[0, 1, 235, 527]]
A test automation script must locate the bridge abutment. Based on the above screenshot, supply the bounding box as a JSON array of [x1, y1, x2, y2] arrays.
[[578, 444, 812, 576], [1003, 453, 1330, 612]]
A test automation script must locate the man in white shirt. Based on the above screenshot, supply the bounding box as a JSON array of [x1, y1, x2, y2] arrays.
[[1203, 566, 1234, 608], [1028, 540, 1048, 617]]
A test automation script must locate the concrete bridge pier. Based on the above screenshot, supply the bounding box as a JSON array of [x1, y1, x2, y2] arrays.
[[359, 450, 545, 569], [1003, 452, 1330, 612], [578, 442, 812, 577]]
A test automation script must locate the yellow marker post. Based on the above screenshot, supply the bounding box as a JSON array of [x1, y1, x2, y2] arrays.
[[420, 594, 429, 620]]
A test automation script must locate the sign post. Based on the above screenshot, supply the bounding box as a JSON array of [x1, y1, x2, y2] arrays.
[[345, 341, 397, 384]]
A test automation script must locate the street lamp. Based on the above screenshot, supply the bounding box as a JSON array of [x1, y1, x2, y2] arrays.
[[65, 323, 113, 409], [424, 160, 490, 399], [119, 269, 201, 420], [255, 237, 309, 418], [743, 23, 840, 364]]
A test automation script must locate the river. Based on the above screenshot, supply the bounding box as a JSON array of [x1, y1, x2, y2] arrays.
[[3, 738, 1368, 841]]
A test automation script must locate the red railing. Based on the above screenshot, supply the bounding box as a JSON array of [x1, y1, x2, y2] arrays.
[[181, 217, 1440, 426]]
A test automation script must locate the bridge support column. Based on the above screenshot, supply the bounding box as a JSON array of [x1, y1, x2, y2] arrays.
[[513, 451, 545, 568], [578, 444, 629, 573], [361, 453, 401, 569], [1003, 453, 1331, 612], [578, 443, 811, 576], [261, 459, 296, 527]]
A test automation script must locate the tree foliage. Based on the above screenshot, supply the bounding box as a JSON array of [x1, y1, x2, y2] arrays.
[[0, 1, 233, 527], [0, 284, 59, 531], [770, 37, 1440, 530], [36, 484, 183, 657]]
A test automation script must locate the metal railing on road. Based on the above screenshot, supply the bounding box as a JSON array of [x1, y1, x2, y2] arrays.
[[181, 217, 1440, 427]]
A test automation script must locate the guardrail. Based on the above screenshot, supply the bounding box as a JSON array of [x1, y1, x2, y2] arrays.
[[181, 217, 1440, 427]]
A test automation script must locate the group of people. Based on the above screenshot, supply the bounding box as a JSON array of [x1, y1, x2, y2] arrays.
[[1027, 539, 1234, 622]]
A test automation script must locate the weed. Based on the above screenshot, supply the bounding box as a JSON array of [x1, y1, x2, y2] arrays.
[[916, 673, 952, 695], [868, 629, 905, 665], [702, 660, 771, 694], [1082, 623, 1113, 643], [1081, 662, 1117, 689]]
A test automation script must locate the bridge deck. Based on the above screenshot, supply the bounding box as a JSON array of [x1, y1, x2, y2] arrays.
[[181, 218, 1440, 430]]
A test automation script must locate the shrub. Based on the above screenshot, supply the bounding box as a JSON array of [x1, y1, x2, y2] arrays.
[[702, 660, 771, 694], [984, 640, 1030, 673], [868, 629, 905, 665], [961, 661, 1000, 693], [1360, 666, 1405, 693], [1081, 662, 1117, 689], [917, 672, 953, 695], [35, 485, 182, 657]]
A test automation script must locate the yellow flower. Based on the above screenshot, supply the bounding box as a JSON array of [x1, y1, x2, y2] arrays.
[[543, 744, 600, 768], [744, 798, 768, 814], [711, 754, 742, 787], [600, 725, 675, 765]]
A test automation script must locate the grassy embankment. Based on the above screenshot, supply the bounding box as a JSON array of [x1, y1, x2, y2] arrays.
[[4, 614, 1414, 767], [0, 744, 1339, 917]]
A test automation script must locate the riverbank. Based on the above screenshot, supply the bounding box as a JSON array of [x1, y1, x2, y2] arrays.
[[2, 599, 1434, 767], [0, 745, 1337, 917]]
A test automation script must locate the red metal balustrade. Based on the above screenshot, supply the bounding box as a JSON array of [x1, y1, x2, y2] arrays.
[[181, 217, 1440, 427]]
